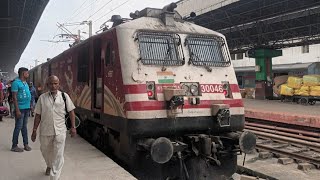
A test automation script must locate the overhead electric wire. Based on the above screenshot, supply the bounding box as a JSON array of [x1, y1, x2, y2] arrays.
[[38, 1, 91, 62], [67, 0, 99, 23], [84, 0, 113, 21], [37, 1, 101, 64], [63, 0, 90, 23], [38, 27, 60, 63], [38, 0, 131, 62], [94, 0, 131, 23], [78, 0, 131, 35], [71, 0, 114, 32], [57, 23, 77, 40]]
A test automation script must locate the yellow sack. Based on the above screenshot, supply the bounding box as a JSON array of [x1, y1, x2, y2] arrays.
[[280, 84, 294, 96], [310, 86, 320, 92], [310, 91, 320, 96], [303, 75, 320, 86], [310, 86, 320, 96], [287, 76, 303, 89], [294, 85, 310, 96]]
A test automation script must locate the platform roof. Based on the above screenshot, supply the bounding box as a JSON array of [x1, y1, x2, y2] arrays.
[[0, 0, 49, 78], [189, 0, 320, 53]]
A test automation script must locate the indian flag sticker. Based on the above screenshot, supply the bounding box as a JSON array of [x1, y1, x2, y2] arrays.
[[157, 71, 175, 84]]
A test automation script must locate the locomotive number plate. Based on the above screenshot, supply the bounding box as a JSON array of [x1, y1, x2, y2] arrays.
[[200, 84, 224, 93]]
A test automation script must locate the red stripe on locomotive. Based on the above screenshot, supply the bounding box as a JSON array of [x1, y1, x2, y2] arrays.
[[124, 99, 244, 111]]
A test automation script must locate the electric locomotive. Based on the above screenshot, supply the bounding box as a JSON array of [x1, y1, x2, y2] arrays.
[[29, 3, 256, 180]]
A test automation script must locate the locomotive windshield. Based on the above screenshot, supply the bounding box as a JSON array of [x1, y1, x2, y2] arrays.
[[185, 35, 231, 67], [137, 32, 184, 66]]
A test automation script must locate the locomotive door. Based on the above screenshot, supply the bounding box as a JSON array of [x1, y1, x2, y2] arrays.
[[103, 34, 118, 116], [92, 39, 103, 111]]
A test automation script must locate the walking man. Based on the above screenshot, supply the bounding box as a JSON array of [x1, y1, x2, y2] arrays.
[[11, 67, 32, 152], [31, 75, 77, 180]]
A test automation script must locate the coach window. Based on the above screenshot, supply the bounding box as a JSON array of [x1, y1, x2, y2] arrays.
[[105, 41, 114, 66], [77, 45, 89, 83]]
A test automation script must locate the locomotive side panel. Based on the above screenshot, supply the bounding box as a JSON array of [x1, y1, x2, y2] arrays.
[[34, 31, 127, 132]]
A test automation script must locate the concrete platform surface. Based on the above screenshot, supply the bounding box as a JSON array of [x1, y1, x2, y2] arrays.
[[244, 99, 320, 128], [0, 117, 136, 180]]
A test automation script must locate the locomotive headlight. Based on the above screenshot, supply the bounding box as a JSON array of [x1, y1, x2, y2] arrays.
[[180, 82, 200, 96], [181, 84, 190, 94], [146, 81, 156, 100], [190, 84, 199, 96]]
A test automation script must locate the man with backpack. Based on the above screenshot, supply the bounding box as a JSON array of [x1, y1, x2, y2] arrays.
[[31, 75, 76, 180]]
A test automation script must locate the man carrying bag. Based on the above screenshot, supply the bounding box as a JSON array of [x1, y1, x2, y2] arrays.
[[31, 75, 77, 180]]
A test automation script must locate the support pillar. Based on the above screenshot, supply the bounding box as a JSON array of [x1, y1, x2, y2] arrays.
[[247, 49, 282, 100]]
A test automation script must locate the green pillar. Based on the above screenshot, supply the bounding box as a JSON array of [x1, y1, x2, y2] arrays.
[[247, 49, 282, 100]]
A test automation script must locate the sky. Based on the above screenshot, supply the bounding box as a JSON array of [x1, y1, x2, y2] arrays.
[[16, 0, 176, 71]]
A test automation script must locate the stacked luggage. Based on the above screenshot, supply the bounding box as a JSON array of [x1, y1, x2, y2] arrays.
[[280, 75, 320, 105]]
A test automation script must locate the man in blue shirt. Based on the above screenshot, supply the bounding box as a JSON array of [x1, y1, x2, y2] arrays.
[[11, 67, 32, 152]]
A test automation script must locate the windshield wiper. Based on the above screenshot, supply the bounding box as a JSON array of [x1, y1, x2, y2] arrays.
[[190, 52, 212, 72], [161, 39, 172, 71]]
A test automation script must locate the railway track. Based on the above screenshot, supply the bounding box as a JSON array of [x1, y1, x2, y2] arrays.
[[245, 121, 320, 168]]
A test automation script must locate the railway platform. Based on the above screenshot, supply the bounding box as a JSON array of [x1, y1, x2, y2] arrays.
[[244, 99, 320, 128], [0, 117, 136, 180]]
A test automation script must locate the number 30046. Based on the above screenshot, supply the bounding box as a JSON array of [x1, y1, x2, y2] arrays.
[[200, 84, 224, 93]]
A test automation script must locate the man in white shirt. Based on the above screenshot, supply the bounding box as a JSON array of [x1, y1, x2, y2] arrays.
[[31, 75, 77, 180]]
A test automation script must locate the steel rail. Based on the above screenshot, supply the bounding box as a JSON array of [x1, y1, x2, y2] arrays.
[[256, 135, 320, 153], [245, 122, 320, 137], [245, 130, 320, 149], [245, 125, 320, 143]]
